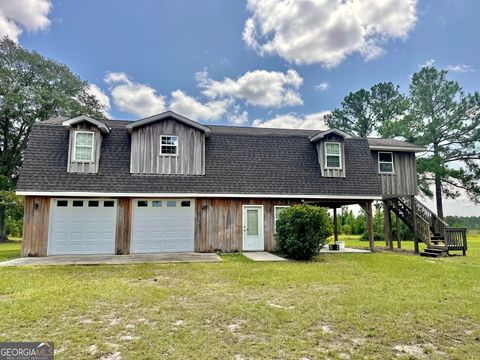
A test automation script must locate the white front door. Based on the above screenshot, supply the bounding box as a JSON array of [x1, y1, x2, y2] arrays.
[[243, 205, 264, 251]]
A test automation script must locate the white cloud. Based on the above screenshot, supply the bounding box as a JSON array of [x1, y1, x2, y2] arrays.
[[197, 69, 303, 108], [243, 0, 417, 67], [105, 72, 166, 117], [252, 111, 330, 130], [419, 58, 435, 68], [0, 0, 52, 42], [446, 64, 475, 73], [315, 82, 330, 91], [170, 90, 232, 122], [87, 84, 111, 118]]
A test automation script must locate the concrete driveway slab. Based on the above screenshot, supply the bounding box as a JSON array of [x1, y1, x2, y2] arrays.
[[0, 252, 222, 266], [243, 252, 287, 262]]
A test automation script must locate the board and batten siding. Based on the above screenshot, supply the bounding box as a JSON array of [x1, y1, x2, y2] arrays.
[[67, 122, 103, 174], [316, 134, 346, 178], [372, 151, 418, 196], [130, 118, 205, 175], [21, 196, 50, 256], [195, 198, 300, 252], [115, 198, 132, 255]]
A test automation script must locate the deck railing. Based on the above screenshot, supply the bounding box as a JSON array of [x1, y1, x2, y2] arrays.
[[445, 227, 467, 254]]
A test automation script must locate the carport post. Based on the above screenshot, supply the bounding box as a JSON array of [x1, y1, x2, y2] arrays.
[[333, 207, 339, 244]]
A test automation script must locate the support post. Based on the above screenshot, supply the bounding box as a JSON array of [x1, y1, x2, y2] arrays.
[[396, 215, 401, 249], [411, 195, 419, 254], [333, 207, 339, 244], [383, 200, 393, 250], [365, 201, 375, 252]]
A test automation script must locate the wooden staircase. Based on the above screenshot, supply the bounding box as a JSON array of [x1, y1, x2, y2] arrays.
[[387, 197, 467, 257]]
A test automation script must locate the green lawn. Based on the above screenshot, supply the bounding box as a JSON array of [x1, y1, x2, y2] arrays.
[[0, 236, 479, 359], [0, 238, 22, 261]]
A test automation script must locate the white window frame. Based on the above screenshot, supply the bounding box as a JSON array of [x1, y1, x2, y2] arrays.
[[324, 142, 342, 169], [160, 135, 178, 156], [274, 206, 290, 234], [378, 152, 395, 174], [73, 131, 95, 162]]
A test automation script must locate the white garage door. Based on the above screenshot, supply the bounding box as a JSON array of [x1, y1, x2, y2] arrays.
[[48, 199, 117, 255], [131, 199, 195, 253]]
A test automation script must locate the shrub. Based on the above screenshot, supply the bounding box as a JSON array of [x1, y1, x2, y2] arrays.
[[276, 205, 332, 260], [359, 232, 385, 242]]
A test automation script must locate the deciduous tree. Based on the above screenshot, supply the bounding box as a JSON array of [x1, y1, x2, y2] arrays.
[[0, 37, 106, 240]]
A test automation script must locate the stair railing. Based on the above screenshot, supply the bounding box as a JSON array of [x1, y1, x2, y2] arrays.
[[395, 196, 467, 254]]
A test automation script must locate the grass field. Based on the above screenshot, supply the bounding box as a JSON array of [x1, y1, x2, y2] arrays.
[[0, 234, 479, 359]]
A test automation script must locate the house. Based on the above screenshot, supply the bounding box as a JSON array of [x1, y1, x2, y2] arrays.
[[16, 111, 466, 257]]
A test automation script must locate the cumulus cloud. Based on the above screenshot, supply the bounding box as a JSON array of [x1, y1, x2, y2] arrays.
[[315, 82, 330, 91], [0, 0, 52, 42], [196, 69, 303, 108], [419, 58, 435, 68], [252, 111, 330, 130], [243, 0, 417, 67], [446, 64, 475, 73], [170, 90, 232, 122], [87, 84, 111, 118], [105, 72, 166, 117]]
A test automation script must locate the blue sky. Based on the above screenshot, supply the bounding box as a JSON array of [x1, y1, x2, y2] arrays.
[[1, 0, 479, 215], [9, 0, 479, 125]]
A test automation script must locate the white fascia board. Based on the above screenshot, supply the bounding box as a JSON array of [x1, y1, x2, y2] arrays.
[[62, 115, 110, 134], [16, 191, 382, 200], [369, 145, 426, 152]]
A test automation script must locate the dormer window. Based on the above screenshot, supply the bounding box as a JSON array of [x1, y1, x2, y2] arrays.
[[73, 131, 95, 162], [378, 152, 394, 173], [160, 135, 178, 155], [325, 142, 342, 169]]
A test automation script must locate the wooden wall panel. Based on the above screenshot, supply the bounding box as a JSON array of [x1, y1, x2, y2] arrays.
[[21, 196, 50, 257], [67, 122, 102, 174], [115, 198, 131, 255], [372, 151, 418, 196], [130, 118, 205, 175], [195, 198, 300, 253]]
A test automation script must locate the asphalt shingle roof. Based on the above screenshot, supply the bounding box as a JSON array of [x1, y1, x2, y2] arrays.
[[17, 120, 385, 197], [367, 137, 424, 149]]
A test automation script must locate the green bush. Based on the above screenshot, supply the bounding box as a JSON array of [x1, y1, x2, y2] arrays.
[[276, 205, 332, 260], [359, 232, 385, 242]]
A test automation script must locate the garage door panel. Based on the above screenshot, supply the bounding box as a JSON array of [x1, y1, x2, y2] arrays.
[[49, 199, 116, 255], [131, 199, 194, 253]]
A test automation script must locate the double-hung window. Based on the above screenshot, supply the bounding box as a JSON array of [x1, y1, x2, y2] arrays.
[[160, 135, 178, 155], [378, 152, 394, 173], [73, 131, 94, 162], [325, 142, 342, 169]]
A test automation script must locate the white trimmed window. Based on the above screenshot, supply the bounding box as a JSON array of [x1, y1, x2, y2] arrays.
[[325, 142, 342, 169], [160, 135, 178, 155], [73, 131, 94, 162], [274, 206, 290, 233], [378, 152, 394, 173]]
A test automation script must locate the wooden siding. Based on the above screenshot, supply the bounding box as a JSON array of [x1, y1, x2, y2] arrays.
[[21, 196, 50, 256], [130, 118, 205, 175], [115, 198, 131, 255], [195, 198, 300, 252], [67, 122, 102, 174], [316, 134, 346, 178], [372, 151, 418, 196]]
